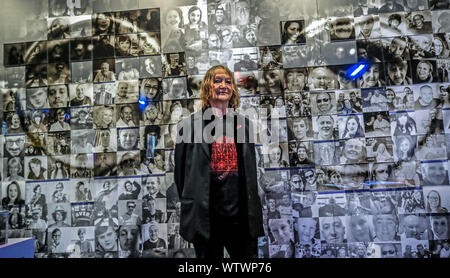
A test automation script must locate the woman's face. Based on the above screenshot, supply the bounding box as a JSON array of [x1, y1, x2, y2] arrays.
[[98, 227, 118, 251], [144, 80, 159, 98], [428, 191, 440, 209], [350, 216, 370, 242], [166, 10, 180, 28], [375, 164, 389, 181], [434, 38, 443, 56], [189, 9, 201, 24], [55, 211, 63, 221], [297, 147, 307, 161], [57, 111, 65, 122], [34, 115, 42, 125], [386, 90, 394, 102], [417, 62, 431, 80], [102, 109, 113, 125], [399, 138, 410, 153], [119, 39, 131, 52], [269, 146, 282, 162], [9, 163, 19, 176], [264, 71, 281, 91], [286, 22, 300, 39], [31, 162, 41, 174], [145, 59, 155, 74], [406, 91, 414, 101], [8, 184, 18, 199], [125, 182, 132, 191], [346, 118, 358, 134], [275, 98, 284, 107], [432, 217, 448, 239], [293, 119, 308, 139], [11, 114, 20, 128], [298, 218, 316, 242], [97, 14, 111, 32]]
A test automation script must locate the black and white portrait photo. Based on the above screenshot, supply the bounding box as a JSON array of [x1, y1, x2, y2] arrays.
[[69, 83, 93, 106], [71, 61, 93, 83], [355, 15, 381, 39], [140, 55, 162, 78], [310, 91, 337, 116], [116, 58, 140, 81], [361, 88, 388, 112], [70, 106, 93, 130]]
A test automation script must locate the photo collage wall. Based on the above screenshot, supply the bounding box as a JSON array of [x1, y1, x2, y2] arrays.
[[0, 0, 450, 258]]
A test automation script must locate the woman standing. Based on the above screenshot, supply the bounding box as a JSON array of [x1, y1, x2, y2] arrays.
[[174, 65, 264, 258]]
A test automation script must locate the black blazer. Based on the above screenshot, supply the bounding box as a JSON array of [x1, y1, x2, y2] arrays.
[[174, 109, 264, 242]]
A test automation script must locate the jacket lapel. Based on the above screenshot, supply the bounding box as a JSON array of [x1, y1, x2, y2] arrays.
[[193, 110, 210, 160]]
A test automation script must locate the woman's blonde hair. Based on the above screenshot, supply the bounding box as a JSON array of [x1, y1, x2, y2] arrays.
[[200, 65, 240, 109]]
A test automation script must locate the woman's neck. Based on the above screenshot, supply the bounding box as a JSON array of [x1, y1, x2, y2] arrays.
[[209, 101, 230, 118]]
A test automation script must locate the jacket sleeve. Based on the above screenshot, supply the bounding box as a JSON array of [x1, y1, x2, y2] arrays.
[[174, 141, 186, 200], [174, 115, 193, 200]]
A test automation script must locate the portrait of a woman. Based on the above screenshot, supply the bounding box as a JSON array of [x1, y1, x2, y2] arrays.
[[341, 115, 365, 139], [1, 181, 25, 208], [281, 20, 306, 45]]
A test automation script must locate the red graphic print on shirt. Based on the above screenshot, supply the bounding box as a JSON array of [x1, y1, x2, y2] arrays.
[[211, 136, 238, 175]]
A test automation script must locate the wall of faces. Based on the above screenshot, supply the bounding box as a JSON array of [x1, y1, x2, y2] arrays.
[[0, 0, 450, 258]]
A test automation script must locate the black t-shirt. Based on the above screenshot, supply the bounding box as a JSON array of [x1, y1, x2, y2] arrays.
[[209, 116, 241, 223]]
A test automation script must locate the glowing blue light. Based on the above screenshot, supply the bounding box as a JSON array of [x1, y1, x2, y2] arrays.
[[138, 98, 147, 112], [350, 64, 366, 77]]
